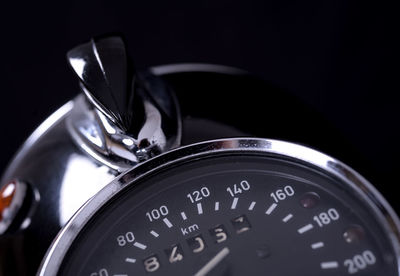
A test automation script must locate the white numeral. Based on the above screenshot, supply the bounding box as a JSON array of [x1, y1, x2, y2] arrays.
[[187, 187, 210, 203], [313, 208, 340, 227], [90, 268, 109, 276], [144, 256, 160, 273], [227, 180, 250, 197], [117, 232, 135, 247], [270, 186, 295, 203], [146, 205, 169, 222], [344, 250, 376, 274], [168, 246, 183, 263]]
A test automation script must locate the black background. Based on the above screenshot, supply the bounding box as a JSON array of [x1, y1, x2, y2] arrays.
[[0, 1, 399, 207]]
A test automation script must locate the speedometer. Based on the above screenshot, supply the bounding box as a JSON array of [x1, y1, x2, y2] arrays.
[[1, 36, 399, 276], [39, 139, 400, 276]]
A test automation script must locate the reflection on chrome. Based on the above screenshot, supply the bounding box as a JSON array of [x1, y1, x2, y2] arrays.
[[68, 58, 85, 80], [271, 140, 335, 168], [59, 154, 114, 225]]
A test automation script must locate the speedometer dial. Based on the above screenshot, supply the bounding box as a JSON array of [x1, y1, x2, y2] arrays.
[[39, 139, 400, 276]]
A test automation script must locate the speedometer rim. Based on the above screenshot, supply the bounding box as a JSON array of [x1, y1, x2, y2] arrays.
[[37, 137, 400, 276]]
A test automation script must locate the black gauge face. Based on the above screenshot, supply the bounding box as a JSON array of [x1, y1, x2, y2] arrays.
[[58, 154, 398, 276]]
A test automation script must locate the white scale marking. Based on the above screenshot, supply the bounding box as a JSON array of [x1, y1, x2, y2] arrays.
[[231, 197, 239, 209], [125, 258, 136, 263], [133, 242, 147, 250], [215, 202, 220, 211], [181, 211, 188, 220], [197, 203, 203, 214], [298, 224, 314, 234], [282, 214, 293, 223], [113, 274, 128, 276], [163, 217, 173, 228], [311, 242, 324, 249], [150, 230, 159, 238], [321, 261, 339, 269], [265, 203, 278, 215], [248, 201, 256, 211]]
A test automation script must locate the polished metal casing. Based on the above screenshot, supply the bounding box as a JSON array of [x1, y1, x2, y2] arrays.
[[37, 137, 400, 275], [0, 63, 244, 233], [66, 37, 182, 171], [0, 63, 248, 276], [1, 60, 399, 275]]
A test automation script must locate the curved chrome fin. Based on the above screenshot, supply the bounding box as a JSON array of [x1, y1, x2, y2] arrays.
[[67, 36, 133, 131], [66, 36, 182, 170]]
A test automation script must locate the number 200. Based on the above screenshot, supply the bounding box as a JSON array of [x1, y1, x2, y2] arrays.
[[344, 250, 376, 274]]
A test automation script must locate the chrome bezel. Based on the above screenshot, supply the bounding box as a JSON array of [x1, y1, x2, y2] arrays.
[[38, 138, 400, 275]]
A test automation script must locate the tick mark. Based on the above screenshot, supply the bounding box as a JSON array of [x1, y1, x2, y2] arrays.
[[231, 197, 239, 209], [197, 203, 203, 214], [248, 201, 256, 211], [215, 202, 220, 211], [265, 203, 277, 215], [181, 211, 187, 220], [282, 214, 293, 223], [163, 218, 173, 228], [150, 230, 159, 238], [133, 242, 147, 250], [125, 258, 136, 263], [311, 242, 324, 249], [298, 224, 314, 234], [320, 261, 339, 269]]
